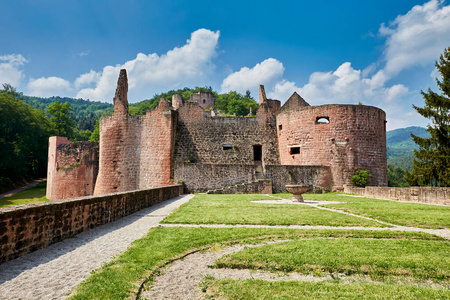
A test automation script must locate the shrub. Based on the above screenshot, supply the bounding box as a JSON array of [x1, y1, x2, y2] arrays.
[[351, 170, 372, 187]]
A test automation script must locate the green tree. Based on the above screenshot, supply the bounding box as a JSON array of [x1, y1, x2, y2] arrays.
[[0, 85, 51, 188], [47, 101, 75, 138], [387, 165, 409, 187], [89, 120, 100, 141], [405, 47, 450, 187]]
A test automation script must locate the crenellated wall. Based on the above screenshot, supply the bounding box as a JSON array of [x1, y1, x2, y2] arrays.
[[277, 104, 387, 188]]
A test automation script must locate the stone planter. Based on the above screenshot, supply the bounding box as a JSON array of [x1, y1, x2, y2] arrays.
[[285, 185, 309, 202]]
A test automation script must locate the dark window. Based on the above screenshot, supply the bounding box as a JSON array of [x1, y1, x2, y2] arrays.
[[223, 144, 233, 151], [253, 145, 262, 161], [278, 124, 282, 130], [289, 146, 300, 155], [315, 117, 330, 124], [203, 99, 206, 104]]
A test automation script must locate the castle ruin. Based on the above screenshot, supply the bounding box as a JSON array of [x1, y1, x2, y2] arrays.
[[46, 69, 387, 200]]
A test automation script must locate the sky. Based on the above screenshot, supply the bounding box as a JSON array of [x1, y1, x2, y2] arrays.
[[1, 0, 450, 130]]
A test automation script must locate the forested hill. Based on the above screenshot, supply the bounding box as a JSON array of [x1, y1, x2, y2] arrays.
[[387, 126, 429, 152], [386, 126, 429, 171], [23, 96, 114, 132]]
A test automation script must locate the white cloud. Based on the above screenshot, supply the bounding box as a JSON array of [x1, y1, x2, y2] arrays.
[[0, 54, 27, 87], [27, 77, 72, 97], [74, 69, 101, 89], [380, 0, 450, 76], [76, 28, 220, 101], [220, 58, 284, 94]]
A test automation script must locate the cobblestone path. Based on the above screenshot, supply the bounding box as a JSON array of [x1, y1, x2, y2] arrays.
[[0, 194, 194, 300]]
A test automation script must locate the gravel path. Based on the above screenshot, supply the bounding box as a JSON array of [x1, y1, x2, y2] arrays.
[[0, 194, 194, 300]]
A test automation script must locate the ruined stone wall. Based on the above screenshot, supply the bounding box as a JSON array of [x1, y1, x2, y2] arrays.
[[46, 137, 99, 200], [174, 162, 257, 193], [139, 100, 177, 189], [344, 185, 450, 205], [0, 184, 183, 263], [190, 91, 214, 110], [175, 103, 280, 166], [265, 165, 332, 193], [94, 114, 142, 195], [277, 104, 387, 188]]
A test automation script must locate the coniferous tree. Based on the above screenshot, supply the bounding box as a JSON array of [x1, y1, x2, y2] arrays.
[[405, 47, 450, 186]]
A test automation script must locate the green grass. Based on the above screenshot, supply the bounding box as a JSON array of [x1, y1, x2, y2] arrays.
[[216, 238, 450, 282], [161, 194, 387, 227], [305, 193, 450, 229], [201, 279, 450, 299], [0, 182, 48, 208], [69, 227, 439, 299]]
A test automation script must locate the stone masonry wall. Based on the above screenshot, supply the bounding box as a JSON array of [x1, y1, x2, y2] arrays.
[[265, 165, 332, 193], [277, 104, 387, 189], [174, 162, 257, 193], [46, 137, 99, 200], [94, 114, 142, 195], [344, 185, 450, 205], [175, 103, 280, 166], [139, 100, 177, 189], [0, 184, 183, 263]]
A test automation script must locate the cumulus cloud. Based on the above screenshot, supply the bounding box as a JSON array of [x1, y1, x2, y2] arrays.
[[77, 29, 220, 101], [27, 77, 72, 97], [74, 69, 101, 89], [380, 0, 450, 76], [0, 54, 27, 87], [220, 58, 284, 94]]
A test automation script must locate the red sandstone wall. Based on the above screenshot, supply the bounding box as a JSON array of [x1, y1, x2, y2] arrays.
[[94, 114, 142, 195], [277, 105, 387, 188], [46, 137, 99, 200], [175, 102, 280, 166], [139, 100, 176, 188], [0, 184, 183, 263]]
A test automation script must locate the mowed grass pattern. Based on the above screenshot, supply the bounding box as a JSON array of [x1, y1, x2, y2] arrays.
[[0, 182, 48, 208], [216, 238, 450, 281], [305, 193, 450, 229], [202, 279, 450, 299], [161, 194, 387, 227]]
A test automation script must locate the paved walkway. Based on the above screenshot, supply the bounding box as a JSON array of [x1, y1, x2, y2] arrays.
[[0, 194, 194, 300], [0, 179, 46, 200]]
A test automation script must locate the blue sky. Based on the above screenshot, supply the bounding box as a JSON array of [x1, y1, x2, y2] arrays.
[[1, 0, 450, 130]]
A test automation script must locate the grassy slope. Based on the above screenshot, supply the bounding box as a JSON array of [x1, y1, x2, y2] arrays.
[[0, 182, 48, 208], [161, 194, 386, 227]]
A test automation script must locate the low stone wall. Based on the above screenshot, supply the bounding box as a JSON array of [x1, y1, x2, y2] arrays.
[[344, 185, 450, 205], [0, 184, 183, 263], [265, 165, 332, 193], [174, 162, 256, 193], [207, 179, 272, 194]]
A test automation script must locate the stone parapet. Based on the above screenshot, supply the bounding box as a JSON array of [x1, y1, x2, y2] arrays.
[[343, 185, 450, 205], [0, 184, 183, 263]]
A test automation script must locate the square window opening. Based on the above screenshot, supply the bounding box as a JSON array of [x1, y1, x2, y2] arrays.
[[289, 147, 300, 155]]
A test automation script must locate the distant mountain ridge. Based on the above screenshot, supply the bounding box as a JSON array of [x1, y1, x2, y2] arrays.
[[386, 126, 429, 171]]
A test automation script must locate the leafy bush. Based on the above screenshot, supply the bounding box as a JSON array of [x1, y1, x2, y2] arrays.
[[351, 170, 372, 187]]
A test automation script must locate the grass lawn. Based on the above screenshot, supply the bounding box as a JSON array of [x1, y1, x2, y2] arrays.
[[0, 182, 48, 208], [161, 194, 387, 227], [69, 227, 439, 299], [216, 238, 450, 282], [202, 279, 450, 299], [305, 193, 450, 229]]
